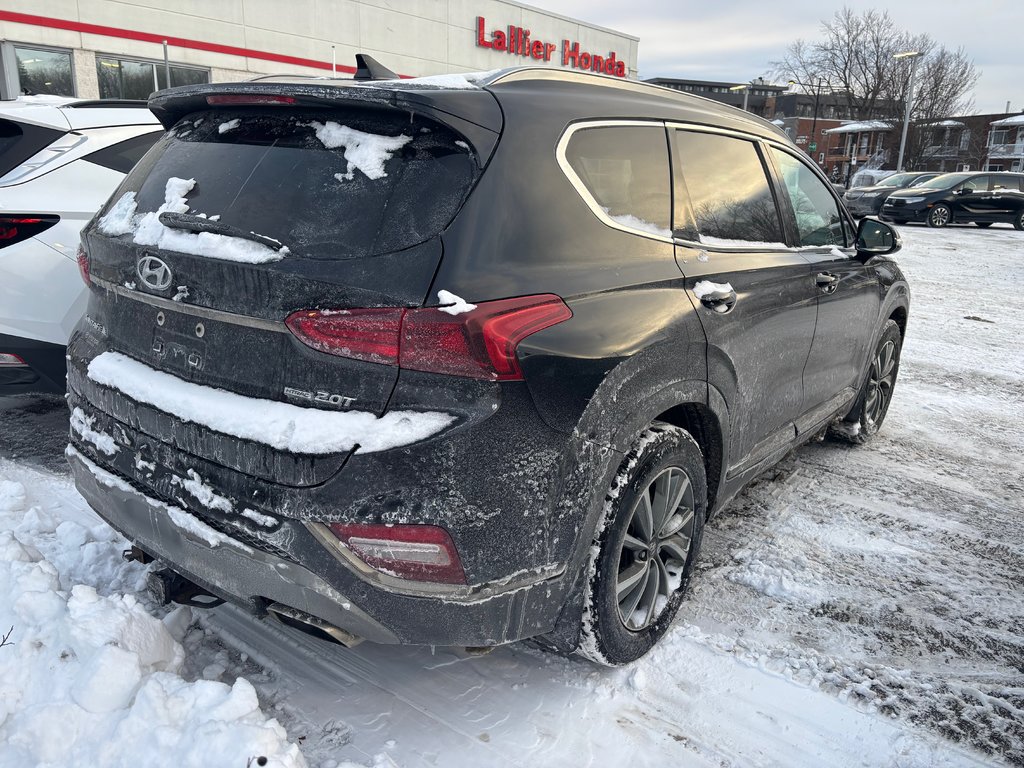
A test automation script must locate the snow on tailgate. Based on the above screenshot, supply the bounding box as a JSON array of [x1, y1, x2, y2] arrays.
[[86, 351, 455, 454]]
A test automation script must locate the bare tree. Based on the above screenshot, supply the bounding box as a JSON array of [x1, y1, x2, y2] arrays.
[[773, 7, 979, 127]]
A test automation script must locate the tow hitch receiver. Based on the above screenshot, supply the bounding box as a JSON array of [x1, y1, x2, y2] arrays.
[[147, 568, 225, 608]]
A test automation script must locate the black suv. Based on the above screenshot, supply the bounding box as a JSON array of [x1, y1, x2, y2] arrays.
[[881, 171, 1024, 229], [67, 66, 908, 665], [843, 171, 939, 218]]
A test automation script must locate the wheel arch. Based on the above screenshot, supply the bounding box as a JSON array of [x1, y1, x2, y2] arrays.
[[651, 400, 725, 516], [888, 304, 908, 339]]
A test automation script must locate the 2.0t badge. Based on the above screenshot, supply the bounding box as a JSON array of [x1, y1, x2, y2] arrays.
[[137, 254, 173, 291]]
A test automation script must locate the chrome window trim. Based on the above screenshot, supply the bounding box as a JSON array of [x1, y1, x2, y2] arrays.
[[555, 119, 675, 244]]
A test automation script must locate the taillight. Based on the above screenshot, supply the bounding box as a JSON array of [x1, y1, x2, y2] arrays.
[[327, 523, 466, 584], [206, 94, 296, 106], [285, 308, 403, 365], [285, 295, 572, 381], [0, 215, 59, 249], [0, 353, 28, 367], [76, 245, 91, 286]]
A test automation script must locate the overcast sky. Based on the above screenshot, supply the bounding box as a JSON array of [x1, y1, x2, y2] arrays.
[[538, 0, 1021, 115]]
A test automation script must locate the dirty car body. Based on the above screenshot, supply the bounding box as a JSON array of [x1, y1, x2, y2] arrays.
[[67, 68, 909, 658]]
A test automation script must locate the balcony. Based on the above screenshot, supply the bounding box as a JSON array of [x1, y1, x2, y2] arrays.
[[987, 143, 1024, 158], [923, 145, 960, 157]]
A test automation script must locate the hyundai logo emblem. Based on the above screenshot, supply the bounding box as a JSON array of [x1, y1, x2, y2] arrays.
[[137, 255, 173, 291]]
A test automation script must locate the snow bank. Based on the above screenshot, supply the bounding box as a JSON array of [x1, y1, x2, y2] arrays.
[[0, 461, 305, 768], [307, 122, 411, 180], [86, 351, 455, 454]]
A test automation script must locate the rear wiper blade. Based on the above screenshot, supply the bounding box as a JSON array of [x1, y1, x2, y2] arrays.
[[158, 212, 287, 252]]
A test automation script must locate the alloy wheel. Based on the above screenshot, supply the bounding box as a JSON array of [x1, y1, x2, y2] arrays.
[[929, 206, 950, 227], [615, 467, 695, 631], [864, 339, 897, 428]]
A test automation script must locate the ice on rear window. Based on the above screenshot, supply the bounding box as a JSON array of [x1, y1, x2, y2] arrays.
[[97, 191, 138, 236], [105, 176, 286, 264], [218, 119, 240, 134], [307, 122, 412, 180], [102, 109, 479, 260]]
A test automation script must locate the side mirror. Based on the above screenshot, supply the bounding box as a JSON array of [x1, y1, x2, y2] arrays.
[[856, 217, 901, 258]]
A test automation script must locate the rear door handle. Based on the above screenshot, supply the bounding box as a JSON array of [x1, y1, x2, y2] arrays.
[[698, 288, 737, 314], [816, 272, 839, 294]]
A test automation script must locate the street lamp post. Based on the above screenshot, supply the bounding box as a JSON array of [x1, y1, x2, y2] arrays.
[[728, 83, 750, 112], [894, 51, 923, 172]]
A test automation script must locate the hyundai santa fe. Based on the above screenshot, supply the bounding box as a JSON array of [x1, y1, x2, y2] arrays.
[[67, 63, 909, 665]]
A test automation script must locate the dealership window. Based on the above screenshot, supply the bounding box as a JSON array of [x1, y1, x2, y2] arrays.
[[97, 56, 209, 100], [11, 44, 75, 96]]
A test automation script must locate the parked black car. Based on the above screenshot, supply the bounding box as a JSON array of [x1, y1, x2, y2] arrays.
[[67, 65, 909, 665], [881, 171, 1024, 229], [844, 171, 940, 218]]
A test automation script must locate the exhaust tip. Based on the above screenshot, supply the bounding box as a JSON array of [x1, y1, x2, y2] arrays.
[[266, 602, 363, 648]]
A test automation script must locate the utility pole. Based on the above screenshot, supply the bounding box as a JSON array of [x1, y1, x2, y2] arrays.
[[895, 51, 923, 172]]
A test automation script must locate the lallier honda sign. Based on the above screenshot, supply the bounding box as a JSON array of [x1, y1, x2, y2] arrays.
[[476, 17, 627, 78]]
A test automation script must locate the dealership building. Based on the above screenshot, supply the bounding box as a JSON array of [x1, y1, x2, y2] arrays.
[[0, 1, 639, 100]]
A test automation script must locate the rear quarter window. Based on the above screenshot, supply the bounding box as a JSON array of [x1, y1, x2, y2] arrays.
[[561, 124, 671, 237], [100, 108, 479, 259], [84, 131, 163, 174], [0, 119, 66, 179]]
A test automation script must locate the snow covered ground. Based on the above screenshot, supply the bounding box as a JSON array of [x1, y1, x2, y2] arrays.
[[1, 223, 1021, 767]]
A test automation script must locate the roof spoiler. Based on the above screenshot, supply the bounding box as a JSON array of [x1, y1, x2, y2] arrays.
[[353, 54, 398, 82]]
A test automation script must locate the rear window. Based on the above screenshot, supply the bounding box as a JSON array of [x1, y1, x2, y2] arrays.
[[0, 119, 65, 179], [102, 108, 479, 259]]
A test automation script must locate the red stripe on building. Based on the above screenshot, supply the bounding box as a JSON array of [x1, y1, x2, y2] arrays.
[[0, 10, 361, 74]]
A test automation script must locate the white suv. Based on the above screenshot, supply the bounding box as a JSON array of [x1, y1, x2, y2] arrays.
[[0, 96, 161, 393]]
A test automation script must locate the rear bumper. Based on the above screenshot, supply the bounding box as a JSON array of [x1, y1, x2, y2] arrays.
[[0, 333, 66, 394], [68, 445, 573, 647]]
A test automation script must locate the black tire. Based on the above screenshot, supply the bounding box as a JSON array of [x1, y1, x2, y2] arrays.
[[577, 423, 706, 666], [829, 320, 902, 445], [926, 204, 952, 228], [1014, 210, 1024, 231], [976, 222, 994, 228]]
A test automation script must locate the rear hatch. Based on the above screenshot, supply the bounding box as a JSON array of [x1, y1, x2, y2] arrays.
[[75, 81, 501, 486]]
